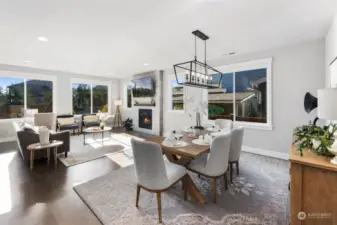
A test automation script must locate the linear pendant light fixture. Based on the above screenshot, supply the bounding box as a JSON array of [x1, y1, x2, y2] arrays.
[[173, 30, 224, 89]]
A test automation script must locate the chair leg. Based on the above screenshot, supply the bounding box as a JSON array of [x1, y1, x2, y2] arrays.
[[198, 174, 201, 178], [184, 184, 187, 201], [212, 177, 217, 203], [236, 161, 239, 175], [65, 152, 68, 158], [224, 172, 228, 190], [230, 163, 233, 183], [136, 185, 141, 207], [156, 192, 162, 223]]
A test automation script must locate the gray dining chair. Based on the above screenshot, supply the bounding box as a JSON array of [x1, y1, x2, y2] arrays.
[[186, 132, 231, 203], [131, 138, 187, 223], [228, 126, 244, 182], [215, 119, 233, 130]]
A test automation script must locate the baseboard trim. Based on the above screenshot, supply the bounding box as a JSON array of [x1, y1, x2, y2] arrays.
[[242, 145, 289, 160], [0, 136, 16, 143]]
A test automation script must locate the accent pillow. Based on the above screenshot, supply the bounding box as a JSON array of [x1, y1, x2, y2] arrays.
[[84, 115, 99, 123], [58, 117, 75, 126]]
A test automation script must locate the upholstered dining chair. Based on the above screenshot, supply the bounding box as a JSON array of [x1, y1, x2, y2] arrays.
[[228, 126, 244, 182], [186, 133, 231, 203], [215, 119, 233, 131], [131, 138, 187, 223]]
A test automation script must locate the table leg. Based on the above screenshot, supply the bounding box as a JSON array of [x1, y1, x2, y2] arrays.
[[164, 152, 191, 166], [47, 148, 50, 165], [30, 150, 34, 170], [181, 174, 205, 204], [83, 132, 86, 145], [54, 147, 58, 168]]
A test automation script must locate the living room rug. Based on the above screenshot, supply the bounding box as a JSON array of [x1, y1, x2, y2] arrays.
[[74, 152, 290, 225], [58, 135, 131, 167]]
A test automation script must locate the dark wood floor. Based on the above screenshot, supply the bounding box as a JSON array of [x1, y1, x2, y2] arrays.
[[0, 129, 151, 225]]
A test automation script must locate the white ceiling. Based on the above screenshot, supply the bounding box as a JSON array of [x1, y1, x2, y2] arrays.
[[0, 0, 336, 79]]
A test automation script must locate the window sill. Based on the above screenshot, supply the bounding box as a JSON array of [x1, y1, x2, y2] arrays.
[[234, 121, 273, 130], [0, 118, 25, 123]]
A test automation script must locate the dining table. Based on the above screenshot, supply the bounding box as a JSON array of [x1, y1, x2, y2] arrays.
[[146, 133, 211, 204]]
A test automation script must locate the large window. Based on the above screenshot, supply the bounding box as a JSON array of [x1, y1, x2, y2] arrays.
[[72, 81, 109, 114], [127, 84, 133, 108], [0, 77, 53, 119], [171, 78, 184, 110], [206, 58, 272, 128]]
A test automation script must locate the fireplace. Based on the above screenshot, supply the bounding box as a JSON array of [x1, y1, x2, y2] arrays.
[[139, 109, 152, 130]]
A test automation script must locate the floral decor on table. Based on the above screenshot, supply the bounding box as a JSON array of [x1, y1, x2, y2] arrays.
[[293, 121, 337, 157]]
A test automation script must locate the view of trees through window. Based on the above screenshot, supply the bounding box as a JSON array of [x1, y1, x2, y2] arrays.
[[208, 68, 267, 123], [93, 85, 108, 113], [171, 78, 184, 110], [127, 85, 132, 108], [0, 77, 53, 119], [72, 83, 108, 114]]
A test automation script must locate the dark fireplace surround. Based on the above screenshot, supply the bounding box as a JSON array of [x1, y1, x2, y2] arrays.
[[139, 109, 152, 130]]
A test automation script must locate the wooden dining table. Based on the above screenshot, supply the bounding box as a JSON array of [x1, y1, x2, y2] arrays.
[[146, 134, 210, 204]]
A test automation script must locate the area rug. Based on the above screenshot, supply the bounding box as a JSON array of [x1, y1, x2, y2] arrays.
[[58, 135, 130, 167], [74, 152, 290, 225]]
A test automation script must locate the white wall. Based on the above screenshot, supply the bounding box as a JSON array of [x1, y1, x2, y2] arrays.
[[326, 13, 337, 87], [0, 64, 120, 141], [164, 40, 325, 155]]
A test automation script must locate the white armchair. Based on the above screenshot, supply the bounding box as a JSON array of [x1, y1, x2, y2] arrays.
[[187, 133, 231, 203], [215, 119, 233, 131], [228, 126, 244, 182], [131, 138, 187, 223]]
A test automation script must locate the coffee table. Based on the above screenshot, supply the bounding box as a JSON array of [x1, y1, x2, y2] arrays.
[[27, 140, 63, 170], [83, 126, 112, 145]]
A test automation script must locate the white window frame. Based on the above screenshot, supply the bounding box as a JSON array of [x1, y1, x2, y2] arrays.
[[70, 78, 112, 114], [203, 58, 273, 130], [167, 73, 185, 113], [0, 70, 57, 121]]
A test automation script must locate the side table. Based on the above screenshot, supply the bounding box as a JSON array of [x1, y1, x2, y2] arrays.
[[27, 140, 63, 170]]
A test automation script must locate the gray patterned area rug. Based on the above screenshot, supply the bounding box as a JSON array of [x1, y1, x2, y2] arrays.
[[74, 151, 290, 225], [58, 134, 130, 167]]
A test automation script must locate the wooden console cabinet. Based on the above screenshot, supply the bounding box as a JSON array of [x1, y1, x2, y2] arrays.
[[289, 146, 337, 225]]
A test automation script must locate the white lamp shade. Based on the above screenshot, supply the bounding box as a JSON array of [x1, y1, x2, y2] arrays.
[[114, 100, 122, 106], [317, 88, 337, 120]]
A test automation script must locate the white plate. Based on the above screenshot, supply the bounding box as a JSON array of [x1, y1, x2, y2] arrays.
[[192, 139, 210, 146], [206, 128, 221, 132], [162, 140, 189, 148]]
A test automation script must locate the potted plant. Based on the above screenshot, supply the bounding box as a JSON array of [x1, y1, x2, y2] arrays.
[[123, 118, 133, 131], [293, 122, 337, 157]]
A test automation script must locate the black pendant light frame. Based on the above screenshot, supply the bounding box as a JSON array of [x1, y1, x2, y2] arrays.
[[173, 30, 224, 89]]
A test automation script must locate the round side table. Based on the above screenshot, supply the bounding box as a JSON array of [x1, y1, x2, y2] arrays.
[[27, 140, 63, 170]]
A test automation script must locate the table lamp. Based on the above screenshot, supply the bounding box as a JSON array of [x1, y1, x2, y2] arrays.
[[318, 88, 337, 164]]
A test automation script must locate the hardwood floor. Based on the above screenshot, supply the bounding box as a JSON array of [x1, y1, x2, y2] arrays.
[[0, 129, 148, 225]]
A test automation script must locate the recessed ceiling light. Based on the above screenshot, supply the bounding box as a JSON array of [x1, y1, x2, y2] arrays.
[[107, 72, 113, 75], [37, 37, 48, 42], [143, 63, 149, 66], [24, 60, 33, 64]]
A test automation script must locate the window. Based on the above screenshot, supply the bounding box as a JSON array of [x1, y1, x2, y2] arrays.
[[72, 83, 91, 114], [93, 85, 108, 113], [206, 58, 272, 128], [27, 80, 53, 113], [71, 81, 110, 114], [171, 78, 184, 111], [127, 84, 133, 108], [0, 77, 54, 119], [208, 73, 233, 120]]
